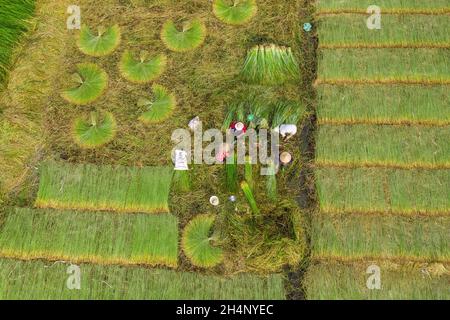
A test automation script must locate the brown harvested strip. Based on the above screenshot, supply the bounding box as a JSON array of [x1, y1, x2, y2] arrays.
[[311, 254, 450, 265], [315, 78, 450, 86], [319, 43, 450, 49], [0, 250, 178, 268], [314, 160, 450, 170], [319, 207, 450, 218], [317, 118, 450, 127], [316, 8, 450, 16]]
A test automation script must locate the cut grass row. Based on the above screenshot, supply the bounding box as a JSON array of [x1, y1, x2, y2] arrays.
[[316, 125, 450, 169], [305, 260, 449, 300], [318, 15, 450, 48], [317, 48, 450, 83], [36, 161, 173, 214], [0, 0, 70, 204], [315, 168, 450, 215], [315, 0, 450, 14], [317, 85, 450, 125], [0, 208, 179, 267], [0, 258, 285, 300], [311, 213, 450, 262], [0, 0, 35, 85]]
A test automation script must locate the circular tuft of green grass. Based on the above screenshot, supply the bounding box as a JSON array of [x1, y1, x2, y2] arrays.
[[72, 111, 117, 149], [77, 24, 121, 57], [213, 0, 257, 25], [161, 19, 206, 52], [61, 63, 108, 105], [138, 84, 176, 124], [182, 214, 224, 268], [119, 50, 167, 83]]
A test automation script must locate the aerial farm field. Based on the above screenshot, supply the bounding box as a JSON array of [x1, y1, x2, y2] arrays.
[[0, 0, 448, 301]]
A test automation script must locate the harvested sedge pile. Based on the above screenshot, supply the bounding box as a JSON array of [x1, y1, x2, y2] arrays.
[[0, 0, 35, 85], [310, 0, 450, 299], [0, 208, 179, 267], [36, 162, 173, 214], [241, 44, 300, 85], [0, 258, 286, 300]]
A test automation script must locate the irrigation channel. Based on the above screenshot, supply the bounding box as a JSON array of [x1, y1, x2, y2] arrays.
[[286, 0, 318, 300]]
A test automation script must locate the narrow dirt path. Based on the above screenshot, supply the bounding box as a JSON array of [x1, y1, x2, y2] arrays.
[[286, 0, 318, 300]]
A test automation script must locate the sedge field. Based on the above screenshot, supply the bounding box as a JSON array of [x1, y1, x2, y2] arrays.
[[312, 0, 450, 299], [0, 0, 309, 300], [0, 0, 448, 300]]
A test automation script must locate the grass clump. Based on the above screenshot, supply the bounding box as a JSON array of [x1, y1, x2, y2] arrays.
[[119, 50, 167, 83], [61, 63, 108, 105], [213, 0, 257, 25], [271, 100, 304, 128], [173, 170, 191, 193], [226, 154, 238, 192], [182, 214, 224, 268], [161, 19, 206, 52], [316, 0, 450, 12], [244, 156, 253, 188], [36, 162, 173, 214], [77, 24, 121, 57], [241, 44, 300, 85], [0, 0, 35, 86], [0, 259, 286, 300], [318, 48, 450, 82], [222, 93, 272, 131], [138, 84, 176, 124], [72, 111, 117, 149], [318, 15, 450, 47], [0, 208, 179, 267]]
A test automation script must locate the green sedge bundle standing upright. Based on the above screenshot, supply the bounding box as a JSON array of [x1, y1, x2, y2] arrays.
[[161, 19, 206, 52], [241, 44, 300, 85], [77, 25, 121, 57]]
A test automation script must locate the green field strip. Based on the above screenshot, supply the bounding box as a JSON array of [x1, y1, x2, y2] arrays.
[[316, 168, 450, 214], [305, 261, 450, 300], [317, 85, 450, 125], [316, 125, 450, 168], [0, 0, 35, 85], [0, 259, 285, 300], [317, 48, 450, 83], [315, 0, 450, 14], [311, 213, 450, 262], [0, 208, 179, 267], [318, 15, 450, 47], [36, 161, 173, 214]]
